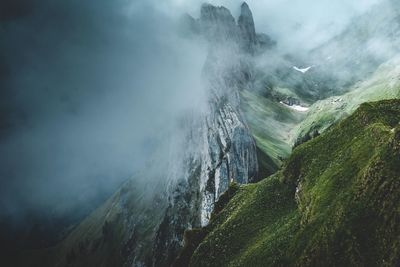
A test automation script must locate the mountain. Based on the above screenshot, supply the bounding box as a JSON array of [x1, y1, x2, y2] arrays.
[[257, 0, 400, 103], [293, 55, 400, 146], [15, 3, 273, 267], [11, 1, 400, 266], [306, 0, 400, 96], [239, 89, 306, 178], [265, 0, 400, 146], [186, 2, 276, 54], [173, 2, 400, 264], [179, 99, 400, 266]]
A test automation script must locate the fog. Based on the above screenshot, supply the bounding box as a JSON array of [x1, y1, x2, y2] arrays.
[[0, 0, 208, 221], [160, 0, 381, 51], [0, 0, 383, 224]]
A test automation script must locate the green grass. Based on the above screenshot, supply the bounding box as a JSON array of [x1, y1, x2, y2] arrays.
[[189, 99, 400, 266], [240, 89, 305, 176]]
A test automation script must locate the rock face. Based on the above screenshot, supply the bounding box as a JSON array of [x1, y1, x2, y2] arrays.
[[238, 2, 257, 53], [151, 4, 263, 265], [199, 102, 258, 224], [152, 101, 258, 266], [30, 3, 272, 267], [199, 4, 238, 43], [194, 2, 275, 53]]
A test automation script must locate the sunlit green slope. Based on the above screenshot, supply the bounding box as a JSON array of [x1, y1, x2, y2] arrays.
[[182, 99, 400, 267]]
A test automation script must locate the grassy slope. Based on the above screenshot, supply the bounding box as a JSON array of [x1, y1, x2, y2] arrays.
[[293, 56, 400, 145], [189, 99, 400, 266], [240, 89, 305, 176]]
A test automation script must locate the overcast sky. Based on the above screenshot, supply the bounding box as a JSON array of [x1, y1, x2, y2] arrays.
[[0, 0, 383, 221]]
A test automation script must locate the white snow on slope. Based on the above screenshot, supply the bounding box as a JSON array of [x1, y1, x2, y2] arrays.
[[280, 101, 310, 112], [293, 66, 312, 73]]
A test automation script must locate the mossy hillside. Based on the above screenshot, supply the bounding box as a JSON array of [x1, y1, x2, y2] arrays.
[[172, 183, 240, 267], [240, 89, 305, 175], [190, 99, 400, 266], [293, 56, 400, 146], [283, 100, 400, 265], [187, 176, 299, 267]]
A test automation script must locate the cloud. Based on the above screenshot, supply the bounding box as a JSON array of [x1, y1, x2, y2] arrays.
[[0, 0, 207, 220]]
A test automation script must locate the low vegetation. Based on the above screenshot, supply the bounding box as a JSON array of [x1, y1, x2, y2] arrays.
[[187, 100, 400, 266]]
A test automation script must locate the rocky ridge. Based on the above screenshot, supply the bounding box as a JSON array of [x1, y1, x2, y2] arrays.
[[22, 3, 273, 267]]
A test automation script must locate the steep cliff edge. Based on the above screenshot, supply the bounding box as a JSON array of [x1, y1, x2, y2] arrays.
[[186, 99, 400, 266], [18, 3, 269, 267]]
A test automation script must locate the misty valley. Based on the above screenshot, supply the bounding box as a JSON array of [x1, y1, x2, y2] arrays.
[[0, 0, 400, 267]]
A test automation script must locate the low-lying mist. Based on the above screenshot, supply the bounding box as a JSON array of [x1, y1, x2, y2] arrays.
[[0, 0, 207, 224]]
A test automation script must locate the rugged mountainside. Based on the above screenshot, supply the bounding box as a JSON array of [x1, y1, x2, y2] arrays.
[[13, 1, 400, 267], [294, 55, 400, 146], [173, 4, 400, 264], [257, 0, 400, 103], [309, 0, 400, 89], [195, 2, 276, 54], [181, 99, 400, 266], [293, 0, 400, 100], [279, 0, 400, 146], [17, 3, 272, 267]]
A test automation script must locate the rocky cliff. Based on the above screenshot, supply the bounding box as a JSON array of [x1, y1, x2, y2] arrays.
[[22, 3, 273, 267], [151, 3, 265, 265]]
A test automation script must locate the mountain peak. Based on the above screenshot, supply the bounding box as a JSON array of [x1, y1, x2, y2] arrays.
[[238, 1, 257, 53], [200, 3, 235, 22], [238, 2, 254, 26], [241, 2, 251, 13], [181, 3, 275, 52], [199, 3, 238, 43]]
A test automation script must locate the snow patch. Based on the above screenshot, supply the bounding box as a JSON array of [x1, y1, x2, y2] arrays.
[[280, 101, 309, 112], [293, 66, 312, 74]]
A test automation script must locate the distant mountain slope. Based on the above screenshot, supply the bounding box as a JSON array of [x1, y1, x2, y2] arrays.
[[294, 55, 400, 146], [307, 0, 400, 94], [239, 89, 306, 177], [183, 99, 400, 266], [261, 0, 400, 102]]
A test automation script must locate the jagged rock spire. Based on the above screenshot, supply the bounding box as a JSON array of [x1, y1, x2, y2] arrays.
[[181, 2, 276, 53], [199, 3, 238, 42], [238, 2, 257, 53]]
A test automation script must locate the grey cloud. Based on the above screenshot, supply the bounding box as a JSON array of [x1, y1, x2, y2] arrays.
[[0, 0, 207, 220]]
